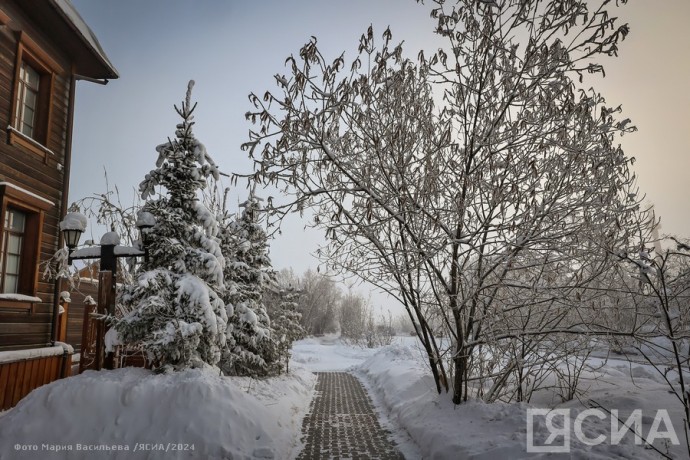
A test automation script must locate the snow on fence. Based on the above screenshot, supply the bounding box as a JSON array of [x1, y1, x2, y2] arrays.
[[0, 342, 73, 410]]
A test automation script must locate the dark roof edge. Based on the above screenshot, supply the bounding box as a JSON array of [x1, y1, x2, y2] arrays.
[[49, 0, 119, 79]]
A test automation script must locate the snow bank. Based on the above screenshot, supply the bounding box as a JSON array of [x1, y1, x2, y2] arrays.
[[6, 336, 683, 459], [354, 340, 678, 459], [0, 366, 315, 460]]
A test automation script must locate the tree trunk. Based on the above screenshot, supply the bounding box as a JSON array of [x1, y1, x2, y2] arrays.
[[452, 350, 467, 404]]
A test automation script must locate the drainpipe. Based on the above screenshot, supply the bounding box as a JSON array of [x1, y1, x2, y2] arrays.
[[51, 72, 77, 344]]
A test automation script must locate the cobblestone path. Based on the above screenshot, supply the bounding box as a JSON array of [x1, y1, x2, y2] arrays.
[[296, 372, 404, 459]]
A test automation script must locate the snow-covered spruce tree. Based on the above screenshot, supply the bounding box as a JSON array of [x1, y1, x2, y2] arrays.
[[242, 0, 645, 403], [219, 191, 274, 376], [265, 285, 306, 374], [115, 81, 228, 371]]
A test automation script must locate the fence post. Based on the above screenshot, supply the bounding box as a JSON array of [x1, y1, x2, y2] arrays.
[[57, 297, 70, 343], [60, 349, 73, 378]]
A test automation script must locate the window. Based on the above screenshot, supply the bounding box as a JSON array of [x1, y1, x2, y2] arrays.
[[1, 208, 26, 293], [0, 183, 53, 298], [8, 33, 60, 158], [15, 62, 40, 139]]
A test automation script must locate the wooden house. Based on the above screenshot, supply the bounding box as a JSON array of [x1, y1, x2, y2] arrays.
[[0, 0, 117, 409]]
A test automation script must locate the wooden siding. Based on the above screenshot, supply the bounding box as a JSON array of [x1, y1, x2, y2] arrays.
[[0, 350, 71, 410], [0, 2, 77, 351], [0, 0, 117, 409]]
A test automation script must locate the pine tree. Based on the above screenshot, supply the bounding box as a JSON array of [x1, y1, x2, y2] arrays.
[[115, 81, 228, 371], [219, 191, 274, 376]]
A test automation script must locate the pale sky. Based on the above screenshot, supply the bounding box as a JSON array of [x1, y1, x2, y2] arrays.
[[69, 0, 690, 312]]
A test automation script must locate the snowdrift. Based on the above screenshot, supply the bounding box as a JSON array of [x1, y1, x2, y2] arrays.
[[354, 341, 683, 459], [2, 336, 685, 459], [0, 366, 315, 460]]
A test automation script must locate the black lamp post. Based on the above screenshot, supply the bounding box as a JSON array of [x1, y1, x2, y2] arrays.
[[63, 227, 83, 260], [59, 211, 155, 370], [135, 210, 155, 262]]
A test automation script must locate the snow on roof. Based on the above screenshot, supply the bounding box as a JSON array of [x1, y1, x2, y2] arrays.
[[50, 0, 119, 79]]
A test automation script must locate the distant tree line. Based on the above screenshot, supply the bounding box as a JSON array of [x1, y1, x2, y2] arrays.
[[266, 268, 402, 348]]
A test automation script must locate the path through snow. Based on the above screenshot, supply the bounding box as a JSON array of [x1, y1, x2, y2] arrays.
[[293, 336, 685, 459], [296, 372, 403, 459]]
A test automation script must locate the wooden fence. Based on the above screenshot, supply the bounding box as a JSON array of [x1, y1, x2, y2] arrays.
[[0, 346, 72, 410], [0, 276, 149, 411]]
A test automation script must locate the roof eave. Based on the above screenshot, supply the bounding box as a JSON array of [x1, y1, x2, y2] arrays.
[[48, 0, 119, 80]]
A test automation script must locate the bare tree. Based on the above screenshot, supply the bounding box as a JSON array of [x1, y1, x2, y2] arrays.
[[295, 270, 341, 335], [610, 238, 690, 454], [242, 0, 642, 403], [339, 291, 368, 340], [339, 291, 395, 348]]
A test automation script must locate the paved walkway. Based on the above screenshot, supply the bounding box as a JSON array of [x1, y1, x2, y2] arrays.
[[297, 372, 404, 459]]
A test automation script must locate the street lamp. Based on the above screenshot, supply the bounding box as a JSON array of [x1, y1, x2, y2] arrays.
[[59, 211, 87, 264], [59, 211, 155, 370], [62, 227, 83, 253], [135, 211, 155, 262]]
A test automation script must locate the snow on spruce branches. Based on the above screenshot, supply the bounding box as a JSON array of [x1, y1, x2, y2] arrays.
[[112, 82, 296, 375], [220, 191, 276, 376], [111, 83, 238, 373]]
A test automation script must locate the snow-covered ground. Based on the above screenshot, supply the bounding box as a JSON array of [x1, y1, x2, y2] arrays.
[[353, 341, 686, 459], [0, 365, 315, 460], [1, 336, 686, 459], [293, 336, 686, 458]]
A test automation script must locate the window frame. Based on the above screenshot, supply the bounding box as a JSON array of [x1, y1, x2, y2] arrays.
[[1, 207, 27, 293], [15, 61, 41, 139], [8, 32, 61, 160], [0, 183, 53, 300]]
